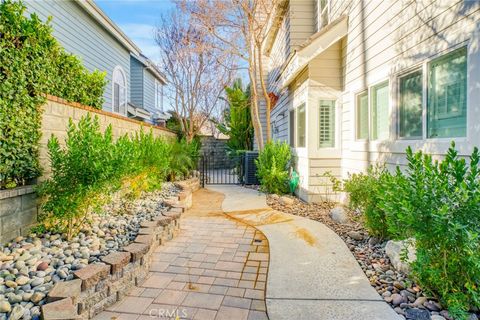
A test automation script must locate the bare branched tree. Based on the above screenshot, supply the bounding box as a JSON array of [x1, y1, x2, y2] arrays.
[[155, 11, 235, 142], [177, 0, 279, 150]]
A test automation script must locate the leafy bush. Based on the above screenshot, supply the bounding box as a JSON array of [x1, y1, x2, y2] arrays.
[[343, 143, 480, 318], [0, 0, 106, 189], [38, 114, 192, 238], [255, 141, 291, 194], [167, 138, 200, 181], [343, 166, 392, 239], [37, 115, 117, 238], [380, 143, 480, 319]]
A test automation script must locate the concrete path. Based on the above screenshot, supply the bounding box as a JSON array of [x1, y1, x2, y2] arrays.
[[94, 189, 269, 320], [208, 185, 401, 320]]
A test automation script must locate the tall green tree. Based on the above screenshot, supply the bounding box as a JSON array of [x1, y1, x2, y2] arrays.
[[217, 80, 253, 153]]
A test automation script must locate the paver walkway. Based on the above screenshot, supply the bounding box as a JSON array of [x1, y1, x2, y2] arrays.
[[95, 189, 269, 320], [208, 185, 401, 320]]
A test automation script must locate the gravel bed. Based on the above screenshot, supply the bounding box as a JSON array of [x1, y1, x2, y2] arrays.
[[267, 193, 479, 320], [0, 183, 180, 320]]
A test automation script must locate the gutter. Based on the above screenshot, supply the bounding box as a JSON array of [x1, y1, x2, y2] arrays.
[[76, 0, 141, 55]]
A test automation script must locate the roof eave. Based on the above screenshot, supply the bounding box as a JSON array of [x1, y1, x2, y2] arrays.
[[77, 0, 141, 55]]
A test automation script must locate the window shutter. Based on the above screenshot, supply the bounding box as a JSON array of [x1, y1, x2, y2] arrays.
[[319, 100, 335, 148]]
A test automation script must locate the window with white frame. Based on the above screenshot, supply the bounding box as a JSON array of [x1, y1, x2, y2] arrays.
[[356, 91, 368, 140], [155, 80, 163, 111], [395, 46, 467, 139], [319, 100, 335, 148], [399, 70, 423, 139], [296, 104, 306, 147], [371, 81, 389, 140], [112, 66, 127, 115], [427, 46, 467, 138], [318, 0, 330, 30]]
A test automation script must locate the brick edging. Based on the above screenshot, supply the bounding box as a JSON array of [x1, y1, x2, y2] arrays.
[[40, 178, 200, 320], [43, 94, 174, 134]]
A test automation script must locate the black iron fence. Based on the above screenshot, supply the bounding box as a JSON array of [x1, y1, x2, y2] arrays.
[[199, 151, 259, 187]]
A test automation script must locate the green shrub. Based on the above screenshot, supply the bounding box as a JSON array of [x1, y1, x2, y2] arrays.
[[167, 138, 200, 181], [343, 143, 480, 318], [343, 166, 393, 239], [38, 114, 182, 238], [255, 141, 291, 194], [37, 115, 116, 238], [0, 0, 106, 189], [380, 143, 480, 319]]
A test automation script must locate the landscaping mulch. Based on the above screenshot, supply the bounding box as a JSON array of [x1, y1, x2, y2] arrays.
[[267, 194, 479, 320]]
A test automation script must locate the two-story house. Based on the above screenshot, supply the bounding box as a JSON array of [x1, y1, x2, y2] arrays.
[[25, 0, 169, 125], [261, 0, 480, 202]]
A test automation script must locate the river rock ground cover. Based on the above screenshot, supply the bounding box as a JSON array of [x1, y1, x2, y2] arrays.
[[267, 194, 479, 320], [0, 183, 180, 320]]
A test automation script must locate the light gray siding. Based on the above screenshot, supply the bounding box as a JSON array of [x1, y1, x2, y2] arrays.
[[268, 12, 291, 143], [130, 56, 144, 107], [25, 0, 131, 112], [143, 70, 157, 115]]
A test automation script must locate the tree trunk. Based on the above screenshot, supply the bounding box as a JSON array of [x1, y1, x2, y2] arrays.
[[256, 43, 271, 143]]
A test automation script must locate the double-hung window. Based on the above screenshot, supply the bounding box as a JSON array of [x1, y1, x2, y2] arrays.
[[318, 0, 330, 30], [319, 100, 335, 148], [399, 70, 423, 139], [397, 46, 467, 139], [296, 104, 306, 148], [355, 82, 390, 141], [427, 47, 467, 138], [356, 91, 369, 140], [112, 66, 127, 115], [371, 82, 389, 140]]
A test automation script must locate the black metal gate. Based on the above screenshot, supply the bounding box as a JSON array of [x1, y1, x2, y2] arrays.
[[199, 151, 244, 187]]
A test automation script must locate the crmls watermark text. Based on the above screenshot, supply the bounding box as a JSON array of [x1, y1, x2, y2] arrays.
[[148, 308, 189, 319]]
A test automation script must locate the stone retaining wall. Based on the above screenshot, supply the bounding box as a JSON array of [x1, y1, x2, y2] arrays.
[[40, 96, 176, 179], [0, 186, 38, 243], [40, 178, 200, 320]]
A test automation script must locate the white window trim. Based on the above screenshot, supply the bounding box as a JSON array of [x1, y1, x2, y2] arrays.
[[395, 67, 424, 141], [155, 79, 163, 111], [393, 43, 469, 143], [318, 0, 331, 31], [289, 102, 308, 150], [354, 89, 369, 141], [370, 80, 390, 142], [112, 65, 127, 115], [295, 103, 307, 149]]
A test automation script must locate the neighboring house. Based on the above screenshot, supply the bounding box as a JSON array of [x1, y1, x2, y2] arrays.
[[25, 0, 169, 124], [261, 0, 480, 202]]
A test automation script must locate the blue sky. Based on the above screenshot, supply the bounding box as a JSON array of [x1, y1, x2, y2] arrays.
[[96, 0, 175, 62]]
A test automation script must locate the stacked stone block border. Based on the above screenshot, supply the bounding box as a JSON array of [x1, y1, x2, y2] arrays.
[[40, 178, 200, 319]]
